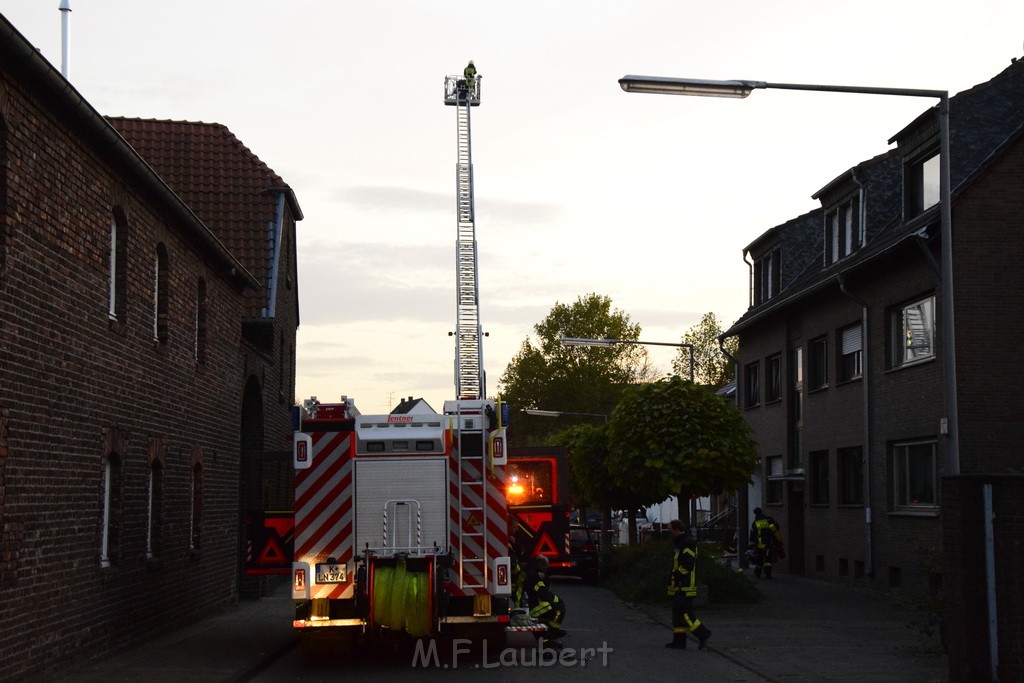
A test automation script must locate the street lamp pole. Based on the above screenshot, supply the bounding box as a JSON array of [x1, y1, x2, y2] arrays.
[[561, 337, 695, 383], [618, 75, 958, 476], [525, 409, 608, 422]]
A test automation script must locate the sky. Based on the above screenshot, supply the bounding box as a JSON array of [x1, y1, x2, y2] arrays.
[[5, 1, 1024, 414]]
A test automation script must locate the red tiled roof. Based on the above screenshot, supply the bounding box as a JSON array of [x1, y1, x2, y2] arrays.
[[107, 117, 287, 310]]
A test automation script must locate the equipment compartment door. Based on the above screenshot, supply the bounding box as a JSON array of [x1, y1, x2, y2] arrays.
[[354, 458, 448, 553]]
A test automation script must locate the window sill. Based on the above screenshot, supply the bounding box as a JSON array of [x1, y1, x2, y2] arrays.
[[836, 376, 862, 386], [886, 356, 936, 373], [887, 509, 940, 519]]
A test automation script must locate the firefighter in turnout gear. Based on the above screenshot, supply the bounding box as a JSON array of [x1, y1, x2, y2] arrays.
[[526, 555, 567, 647], [665, 519, 712, 650], [750, 507, 783, 579]]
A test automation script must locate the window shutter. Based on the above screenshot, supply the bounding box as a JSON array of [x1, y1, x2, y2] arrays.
[[841, 325, 862, 354]]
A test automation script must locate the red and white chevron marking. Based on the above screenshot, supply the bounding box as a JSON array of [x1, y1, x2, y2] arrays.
[[295, 430, 354, 600]]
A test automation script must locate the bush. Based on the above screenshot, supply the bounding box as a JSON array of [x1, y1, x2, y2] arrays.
[[604, 539, 760, 605]]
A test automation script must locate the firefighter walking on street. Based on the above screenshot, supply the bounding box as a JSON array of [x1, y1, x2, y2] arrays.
[[665, 519, 712, 650], [750, 507, 784, 579]]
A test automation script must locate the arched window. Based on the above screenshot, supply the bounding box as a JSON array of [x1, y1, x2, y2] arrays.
[[148, 456, 163, 557], [195, 277, 207, 362], [109, 208, 129, 321], [154, 243, 169, 342], [101, 452, 122, 567], [147, 440, 165, 558]]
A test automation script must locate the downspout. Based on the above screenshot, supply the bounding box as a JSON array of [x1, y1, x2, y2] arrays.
[[837, 273, 873, 578], [743, 251, 754, 308], [265, 191, 286, 318]]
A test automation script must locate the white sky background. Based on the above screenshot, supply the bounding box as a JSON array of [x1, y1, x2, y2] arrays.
[[5, 1, 1024, 413]]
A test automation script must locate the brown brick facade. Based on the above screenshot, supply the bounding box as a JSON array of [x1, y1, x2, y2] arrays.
[[0, 25, 297, 680]]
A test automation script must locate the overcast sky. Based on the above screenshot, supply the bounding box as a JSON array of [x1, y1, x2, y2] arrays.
[[6, 1, 1024, 414]]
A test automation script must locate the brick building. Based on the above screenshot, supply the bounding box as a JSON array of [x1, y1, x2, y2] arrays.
[[0, 14, 299, 679], [725, 59, 1024, 680]]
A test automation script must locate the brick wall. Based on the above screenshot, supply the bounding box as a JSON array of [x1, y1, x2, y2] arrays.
[[0, 68, 249, 678]]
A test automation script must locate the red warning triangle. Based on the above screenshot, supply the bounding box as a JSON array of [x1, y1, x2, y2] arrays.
[[264, 517, 294, 537], [516, 512, 552, 533], [533, 531, 561, 556], [258, 536, 287, 564]]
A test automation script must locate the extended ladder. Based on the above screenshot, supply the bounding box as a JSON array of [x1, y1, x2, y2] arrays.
[[444, 72, 484, 400]]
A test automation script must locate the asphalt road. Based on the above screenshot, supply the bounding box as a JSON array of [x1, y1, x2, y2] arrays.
[[252, 580, 765, 682]]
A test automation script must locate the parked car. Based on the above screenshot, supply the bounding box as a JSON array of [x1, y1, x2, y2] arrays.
[[561, 524, 600, 584]]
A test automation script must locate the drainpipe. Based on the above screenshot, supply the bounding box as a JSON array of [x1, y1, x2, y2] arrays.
[[265, 191, 286, 318], [743, 251, 754, 308], [837, 273, 873, 578]]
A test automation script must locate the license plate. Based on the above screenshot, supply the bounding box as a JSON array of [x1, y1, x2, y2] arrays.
[[315, 563, 347, 583]]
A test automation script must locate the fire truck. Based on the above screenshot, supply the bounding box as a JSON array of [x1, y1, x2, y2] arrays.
[[291, 396, 513, 643], [290, 66, 537, 646], [506, 446, 571, 571]]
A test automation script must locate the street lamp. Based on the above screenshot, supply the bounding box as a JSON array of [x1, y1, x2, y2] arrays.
[[525, 409, 608, 422], [560, 337, 695, 383], [618, 74, 958, 476]]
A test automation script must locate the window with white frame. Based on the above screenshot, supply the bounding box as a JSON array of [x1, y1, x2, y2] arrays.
[[101, 452, 122, 567], [838, 323, 863, 382], [195, 277, 207, 363], [891, 296, 935, 367], [109, 209, 128, 322], [892, 441, 938, 510], [154, 244, 170, 343], [766, 455, 784, 504], [824, 194, 862, 266], [809, 336, 828, 390], [744, 361, 760, 408], [753, 248, 781, 305], [766, 354, 782, 402], [907, 150, 940, 216]]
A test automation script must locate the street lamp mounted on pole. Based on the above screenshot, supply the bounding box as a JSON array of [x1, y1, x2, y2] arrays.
[[560, 337, 695, 383], [618, 74, 958, 476]]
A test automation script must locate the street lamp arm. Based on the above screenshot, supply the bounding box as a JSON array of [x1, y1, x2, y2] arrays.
[[559, 337, 695, 382], [618, 73, 956, 475]]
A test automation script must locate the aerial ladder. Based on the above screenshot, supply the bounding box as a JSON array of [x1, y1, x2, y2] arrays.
[[443, 66, 484, 401]]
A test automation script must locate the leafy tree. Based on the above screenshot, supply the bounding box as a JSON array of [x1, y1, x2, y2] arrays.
[[555, 422, 653, 546], [499, 293, 655, 446], [606, 375, 757, 528], [672, 312, 738, 389]]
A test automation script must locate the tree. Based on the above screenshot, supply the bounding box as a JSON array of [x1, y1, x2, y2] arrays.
[[554, 423, 653, 546], [498, 293, 655, 446], [672, 312, 738, 389], [606, 376, 757, 529]]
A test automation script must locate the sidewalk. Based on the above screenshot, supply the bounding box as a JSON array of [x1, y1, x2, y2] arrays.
[[58, 570, 949, 682], [642, 568, 949, 682]]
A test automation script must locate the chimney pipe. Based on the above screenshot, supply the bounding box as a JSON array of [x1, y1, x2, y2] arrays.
[[59, 0, 72, 79]]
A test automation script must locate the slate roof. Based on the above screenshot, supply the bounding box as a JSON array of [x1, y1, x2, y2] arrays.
[[107, 117, 297, 315], [724, 56, 1024, 337]]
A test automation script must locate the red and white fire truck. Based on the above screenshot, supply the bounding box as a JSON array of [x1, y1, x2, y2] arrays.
[[289, 67, 535, 646], [291, 397, 514, 641]]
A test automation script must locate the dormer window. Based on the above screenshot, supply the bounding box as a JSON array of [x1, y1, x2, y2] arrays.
[[824, 194, 862, 266], [907, 150, 940, 216], [753, 247, 780, 305]]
